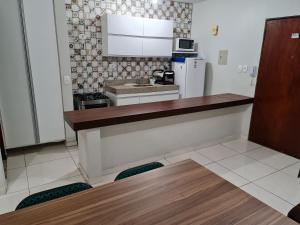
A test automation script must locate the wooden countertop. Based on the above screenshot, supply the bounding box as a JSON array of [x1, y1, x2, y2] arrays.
[[0, 160, 296, 225], [64, 93, 254, 131], [105, 84, 179, 95]]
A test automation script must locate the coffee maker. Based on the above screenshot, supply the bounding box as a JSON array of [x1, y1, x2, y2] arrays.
[[152, 70, 175, 85]]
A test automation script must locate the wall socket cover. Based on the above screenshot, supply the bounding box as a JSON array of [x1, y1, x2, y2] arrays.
[[237, 65, 243, 73], [242, 65, 248, 72]]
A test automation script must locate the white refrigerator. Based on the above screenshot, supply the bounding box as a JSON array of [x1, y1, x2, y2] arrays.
[[172, 58, 206, 98]]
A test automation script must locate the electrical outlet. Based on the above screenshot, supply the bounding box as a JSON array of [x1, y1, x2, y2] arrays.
[[242, 65, 248, 73], [218, 50, 228, 65], [237, 65, 243, 73]]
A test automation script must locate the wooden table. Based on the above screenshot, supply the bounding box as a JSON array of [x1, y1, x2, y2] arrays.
[[0, 160, 296, 225]]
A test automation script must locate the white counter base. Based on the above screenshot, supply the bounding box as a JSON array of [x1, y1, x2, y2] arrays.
[[78, 105, 251, 183]]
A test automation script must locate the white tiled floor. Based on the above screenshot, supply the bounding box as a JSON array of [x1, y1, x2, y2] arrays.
[[1, 138, 300, 217]]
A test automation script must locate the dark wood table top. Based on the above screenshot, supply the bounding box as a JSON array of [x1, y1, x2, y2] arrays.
[[64, 93, 254, 131], [0, 160, 296, 225]]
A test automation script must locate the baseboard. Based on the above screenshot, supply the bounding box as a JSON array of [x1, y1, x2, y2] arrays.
[[65, 139, 77, 147]]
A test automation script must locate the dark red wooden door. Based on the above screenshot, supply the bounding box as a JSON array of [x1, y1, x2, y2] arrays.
[[249, 16, 300, 158]]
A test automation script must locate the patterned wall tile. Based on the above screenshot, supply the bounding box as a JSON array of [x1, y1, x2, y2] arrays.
[[65, 0, 193, 93]]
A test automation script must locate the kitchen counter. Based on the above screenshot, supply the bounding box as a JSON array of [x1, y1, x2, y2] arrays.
[[64, 93, 254, 183], [65, 93, 253, 131], [105, 84, 179, 95]]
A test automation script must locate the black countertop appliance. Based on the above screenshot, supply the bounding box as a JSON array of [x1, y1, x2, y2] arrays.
[[73, 92, 110, 110], [153, 70, 175, 85]]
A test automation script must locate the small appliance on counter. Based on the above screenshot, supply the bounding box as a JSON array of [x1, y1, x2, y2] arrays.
[[152, 70, 175, 85], [73, 92, 110, 110]]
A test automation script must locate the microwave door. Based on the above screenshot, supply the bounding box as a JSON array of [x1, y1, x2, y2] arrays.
[[179, 39, 194, 51]]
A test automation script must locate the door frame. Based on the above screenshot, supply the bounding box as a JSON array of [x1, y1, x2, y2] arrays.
[[0, 121, 7, 161]]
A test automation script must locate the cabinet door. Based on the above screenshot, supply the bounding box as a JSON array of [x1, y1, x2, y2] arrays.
[[117, 97, 140, 106], [143, 38, 172, 57], [173, 62, 187, 98], [143, 18, 173, 38], [22, 0, 65, 143], [185, 59, 206, 98], [108, 36, 143, 56], [139, 93, 179, 104], [107, 15, 143, 36]]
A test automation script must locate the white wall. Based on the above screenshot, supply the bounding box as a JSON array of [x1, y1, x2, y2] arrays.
[[192, 0, 300, 97]]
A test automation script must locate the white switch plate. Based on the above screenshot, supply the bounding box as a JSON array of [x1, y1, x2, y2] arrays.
[[218, 50, 228, 65], [64, 76, 71, 85]]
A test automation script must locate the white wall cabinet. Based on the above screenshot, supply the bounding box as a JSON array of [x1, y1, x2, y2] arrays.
[[102, 14, 173, 57], [106, 91, 179, 106], [143, 18, 173, 38], [107, 36, 143, 56], [142, 38, 173, 57], [106, 15, 143, 36]]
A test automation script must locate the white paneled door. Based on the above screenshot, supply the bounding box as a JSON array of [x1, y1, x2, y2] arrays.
[[22, 0, 65, 143], [0, 0, 36, 148]]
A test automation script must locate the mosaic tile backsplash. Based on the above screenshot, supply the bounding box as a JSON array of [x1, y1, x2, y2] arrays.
[[65, 0, 193, 92]]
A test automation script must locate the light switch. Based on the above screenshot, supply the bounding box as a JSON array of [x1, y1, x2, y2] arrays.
[[218, 50, 228, 65], [64, 76, 71, 85]]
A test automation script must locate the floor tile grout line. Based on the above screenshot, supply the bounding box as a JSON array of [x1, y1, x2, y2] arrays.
[[220, 142, 262, 153], [195, 147, 299, 207], [248, 182, 296, 207], [25, 165, 30, 196], [205, 161, 252, 183], [28, 173, 84, 191], [29, 174, 84, 190], [240, 151, 300, 171], [195, 150, 241, 163], [25, 155, 74, 168]]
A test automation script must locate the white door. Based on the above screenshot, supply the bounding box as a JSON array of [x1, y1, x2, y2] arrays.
[[185, 59, 206, 98], [142, 38, 172, 57], [173, 62, 187, 98], [0, 0, 36, 148], [107, 15, 143, 36], [143, 18, 173, 38], [22, 0, 65, 143], [108, 36, 143, 56]]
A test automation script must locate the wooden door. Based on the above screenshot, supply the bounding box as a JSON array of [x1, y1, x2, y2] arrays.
[[249, 16, 300, 158]]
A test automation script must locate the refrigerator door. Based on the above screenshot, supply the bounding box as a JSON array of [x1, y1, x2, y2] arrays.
[[0, 0, 36, 148], [22, 0, 65, 143], [173, 62, 187, 98], [185, 58, 206, 98]]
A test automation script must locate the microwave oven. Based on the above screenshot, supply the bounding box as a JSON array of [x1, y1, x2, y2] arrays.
[[173, 38, 195, 52]]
